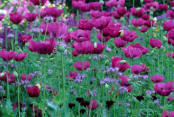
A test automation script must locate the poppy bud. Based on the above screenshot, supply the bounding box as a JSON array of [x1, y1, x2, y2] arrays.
[[120, 60, 127, 63], [149, 11, 153, 16], [140, 0, 143, 2], [36, 83, 41, 89], [13, 71, 18, 78], [105, 60, 110, 66], [105, 83, 109, 88], [0, 72, 5, 77], [12, 25, 18, 30], [150, 16, 153, 21], [58, 46, 65, 52], [118, 5, 121, 8], [150, 7, 154, 10], [68, 28, 73, 32], [119, 30, 124, 36], [4, 21, 8, 25], [136, 7, 141, 11], [163, 36, 168, 42], [25, 43, 29, 47], [15, 42, 18, 46], [94, 42, 97, 48], [17, 49, 23, 53], [69, 59, 73, 64]]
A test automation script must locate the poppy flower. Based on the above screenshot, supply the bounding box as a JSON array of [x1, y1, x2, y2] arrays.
[[40, 22, 68, 38], [111, 56, 130, 72], [119, 75, 129, 86], [141, 14, 150, 20], [106, 100, 114, 109], [112, 11, 122, 19], [0, 49, 17, 61], [13, 52, 27, 62], [114, 37, 127, 48], [166, 9, 174, 19], [62, 33, 71, 43], [24, 13, 37, 22], [131, 64, 148, 74], [92, 43, 106, 54], [21, 74, 33, 81], [97, 33, 110, 43], [149, 39, 162, 49], [30, 0, 47, 5], [150, 74, 164, 83], [77, 19, 94, 31], [163, 20, 174, 32], [10, 12, 23, 24], [20, 34, 32, 43], [105, 0, 117, 8], [40, 7, 63, 19], [167, 96, 173, 102], [154, 81, 174, 96], [117, 7, 127, 16], [12, 102, 25, 111], [159, 4, 168, 11], [88, 100, 98, 110], [161, 110, 174, 117], [76, 97, 84, 103], [0, 71, 16, 84], [130, 7, 145, 17], [89, 2, 102, 11], [27, 86, 40, 97], [143, 2, 159, 11], [66, 71, 79, 80], [28, 38, 56, 55], [140, 26, 148, 32], [143, 0, 153, 3], [0, 14, 5, 21], [120, 30, 138, 42], [73, 61, 90, 71], [131, 18, 145, 27], [70, 29, 91, 42], [73, 41, 94, 54], [166, 52, 174, 58], [93, 16, 112, 30], [68, 103, 75, 109]]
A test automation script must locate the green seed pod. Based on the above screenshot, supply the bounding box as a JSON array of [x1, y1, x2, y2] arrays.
[[0, 72, 5, 77], [12, 25, 18, 30], [69, 59, 74, 64], [163, 36, 168, 42], [120, 60, 127, 63], [120, 30, 124, 36], [105, 60, 110, 66], [13, 71, 18, 78], [58, 46, 65, 52], [94, 42, 97, 48]]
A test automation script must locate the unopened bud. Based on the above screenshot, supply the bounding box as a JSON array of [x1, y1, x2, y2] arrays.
[[13, 71, 18, 78], [0, 72, 5, 77], [163, 36, 168, 42], [58, 46, 65, 52], [36, 83, 41, 89], [120, 30, 124, 36], [120, 60, 127, 63], [94, 42, 97, 48]]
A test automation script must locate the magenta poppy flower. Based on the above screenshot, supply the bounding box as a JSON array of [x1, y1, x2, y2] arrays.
[[91, 10, 103, 18], [12, 102, 25, 111], [88, 100, 98, 110], [144, 20, 155, 27], [166, 9, 174, 19], [72, 1, 84, 9], [111, 56, 130, 72], [149, 38, 162, 49], [40, 7, 63, 18], [113, 11, 122, 19], [163, 20, 174, 31], [170, 0, 174, 7], [143, 2, 159, 11], [159, 4, 168, 11], [131, 64, 148, 74], [89, 2, 102, 11], [117, 0, 125, 7], [102, 22, 121, 37], [73, 41, 94, 54], [92, 16, 112, 30], [20, 34, 32, 43], [130, 7, 145, 17], [105, 0, 117, 8], [140, 26, 148, 32], [150, 74, 164, 83], [168, 29, 174, 39], [0, 14, 5, 21], [143, 0, 153, 3], [154, 81, 174, 96], [21, 74, 33, 81], [97, 33, 110, 43], [79, 2, 92, 12], [77, 19, 94, 31], [92, 43, 106, 54], [9, 12, 23, 24], [27, 86, 40, 97], [24, 13, 37, 22], [66, 71, 79, 80], [70, 29, 91, 42], [122, 43, 149, 58], [166, 52, 174, 58], [73, 61, 90, 71], [62, 33, 71, 43], [119, 75, 129, 86], [0, 71, 16, 84], [0, 49, 17, 61], [28, 38, 56, 55], [40, 22, 68, 38], [120, 30, 138, 42], [161, 110, 174, 117], [114, 37, 127, 48], [14, 53, 27, 62], [167, 96, 173, 101], [141, 14, 150, 20], [117, 7, 127, 16], [30, 0, 47, 5], [131, 18, 145, 27]]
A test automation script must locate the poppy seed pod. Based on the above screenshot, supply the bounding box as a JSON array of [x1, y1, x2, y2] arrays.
[[0, 72, 5, 77], [13, 71, 18, 78]]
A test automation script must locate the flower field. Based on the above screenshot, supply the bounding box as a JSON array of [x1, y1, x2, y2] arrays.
[[0, 0, 174, 116]]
